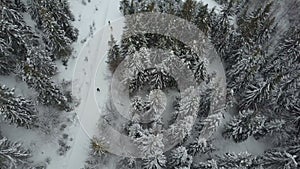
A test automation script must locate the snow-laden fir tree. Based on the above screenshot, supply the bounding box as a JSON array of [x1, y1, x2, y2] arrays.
[[193, 3, 211, 35], [128, 122, 144, 139], [148, 69, 174, 90], [117, 156, 137, 169], [0, 84, 37, 128], [195, 159, 218, 169], [223, 109, 285, 142], [210, 0, 234, 57], [130, 96, 147, 122], [180, 0, 197, 21], [226, 2, 277, 92], [106, 35, 123, 73], [176, 86, 200, 119], [120, 0, 132, 15], [147, 89, 167, 121], [121, 47, 151, 86], [187, 138, 215, 157], [167, 146, 193, 169], [265, 26, 300, 116], [18, 63, 71, 111], [240, 77, 272, 111], [28, 0, 78, 61], [216, 152, 259, 169], [119, 0, 184, 15], [135, 130, 166, 169], [227, 52, 265, 92], [156, 0, 183, 15], [194, 152, 259, 169], [166, 115, 195, 144], [24, 47, 58, 77], [259, 149, 299, 169], [90, 137, 107, 156], [222, 109, 264, 142], [258, 135, 300, 169], [0, 1, 38, 75], [135, 130, 165, 159], [0, 137, 31, 169]]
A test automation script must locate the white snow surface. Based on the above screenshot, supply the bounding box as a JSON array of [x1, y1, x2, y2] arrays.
[[60, 0, 123, 169]]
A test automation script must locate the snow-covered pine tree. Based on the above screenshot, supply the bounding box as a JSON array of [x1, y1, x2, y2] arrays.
[[130, 96, 147, 122], [106, 35, 123, 73], [226, 2, 277, 92], [270, 26, 300, 116], [28, 0, 78, 62], [256, 26, 300, 134], [25, 47, 58, 77], [187, 137, 215, 157], [18, 63, 71, 111], [258, 136, 300, 169], [253, 118, 285, 140], [259, 150, 299, 169], [192, 58, 208, 83], [240, 77, 272, 111], [147, 89, 167, 121], [177, 87, 200, 119], [120, 0, 132, 15], [194, 159, 218, 169], [0, 84, 37, 128], [0, 37, 15, 75], [148, 68, 174, 90], [223, 109, 285, 142], [180, 0, 197, 21], [157, 0, 183, 15], [135, 130, 166, 169], [166, 115, 195, 145], [216, 152, 259, 168], [135, 130, 165, 158], [121, 47, 151, 86], [227, 51, 265, 93], [210, 0, 234, 57], [0, 1, 38, 75], [0, 137, 31, 169], [167, 146, 193, 169], [142, 155, 166, 169], [193, 3, 211, 35], [90, 137, 107, 156], [193, 152, 259, 169], [128, 122, 144, 140], [236, 1, 276, 48], [222, 109, 264, 142], [117, 157, 137, 169]]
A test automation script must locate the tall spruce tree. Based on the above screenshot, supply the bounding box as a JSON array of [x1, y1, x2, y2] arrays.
[[107, 35, 123, 73], [0, 85, 37, 128], [28, 0, 78, 62], [0, 136, 31, 169]]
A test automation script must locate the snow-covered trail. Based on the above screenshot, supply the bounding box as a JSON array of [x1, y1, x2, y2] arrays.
[[46, 1, 122, 169]]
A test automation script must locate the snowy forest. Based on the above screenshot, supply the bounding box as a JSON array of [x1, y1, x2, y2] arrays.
[[0, 0, 299, 169]]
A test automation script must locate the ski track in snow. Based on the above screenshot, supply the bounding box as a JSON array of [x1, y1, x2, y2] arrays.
[[47, 0, 122, 169]]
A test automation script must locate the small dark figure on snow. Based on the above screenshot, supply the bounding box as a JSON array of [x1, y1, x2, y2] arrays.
[[108, 21, 113, 31], [97, 88, 100, 92]]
